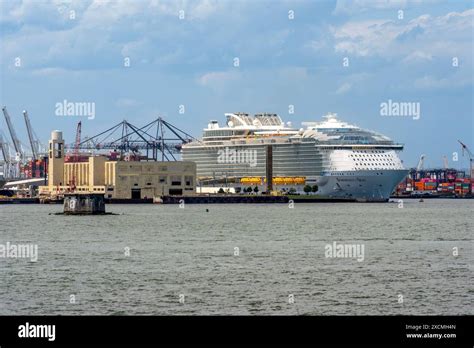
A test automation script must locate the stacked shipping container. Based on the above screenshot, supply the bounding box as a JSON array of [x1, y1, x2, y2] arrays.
[[395, 168, 472, 197]]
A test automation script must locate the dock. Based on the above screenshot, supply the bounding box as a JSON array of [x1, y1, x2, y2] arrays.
[[161, 195, 289, 204]]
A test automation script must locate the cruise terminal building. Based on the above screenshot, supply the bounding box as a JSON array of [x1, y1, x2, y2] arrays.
[[39, 130, 196, 199]]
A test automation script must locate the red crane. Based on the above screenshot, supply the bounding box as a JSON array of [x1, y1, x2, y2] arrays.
[[67, 121, 82, 191], [73, 121, 82, 162]]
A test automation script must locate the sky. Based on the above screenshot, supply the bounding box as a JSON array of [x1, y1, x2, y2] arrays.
[[0, 0, 473, 168]]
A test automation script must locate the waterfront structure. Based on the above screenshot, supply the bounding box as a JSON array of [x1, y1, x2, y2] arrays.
[[39, 131, 196, 199], [182, 112, 408, 201], [63, 193, 106, 214]]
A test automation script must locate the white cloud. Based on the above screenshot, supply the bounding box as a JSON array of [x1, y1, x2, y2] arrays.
[[333, 0, 442, 15], [332, 19, 397, 56], [335, 73, 371, 95], [1, 0, 89, 29], [402, 50, 433, 63], [332, 9, 473, 60], [191, 0, 221, 19], [0, 0, 295, 71], [334, 0, 407, 15], [305, 39, 329, 52], [414, 70, 472, 90], [197, 71, 241, 87], [336, 82, 352, 94], [0, 0, 232, 30]]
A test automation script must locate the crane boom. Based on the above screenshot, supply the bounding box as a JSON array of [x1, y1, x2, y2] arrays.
[[0, 132, 11, 179], [2, 106, 22, 159], [416, 154, 426, 171], [458, 140, 473, 158], [23, 110, 38, 160], [0, 132, 10, 163], [458, 140, 473, 179], [73, 121, 82, 161]]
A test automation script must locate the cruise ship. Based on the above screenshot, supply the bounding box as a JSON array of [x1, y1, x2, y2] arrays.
[[181, 112, 408, 201]]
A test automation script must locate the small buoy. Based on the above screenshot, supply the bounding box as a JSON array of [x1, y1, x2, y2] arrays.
[[206, 209, 209, 212]]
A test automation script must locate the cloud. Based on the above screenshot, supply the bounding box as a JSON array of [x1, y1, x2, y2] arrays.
[[305, 39, 330, 53], [402, 51, 433, 64], [335, 73, 371, 95], [396, 24, 424, 41], [336, 82, 352, 94], [0, 0, 303, 72], [331, 9, 473, 60], [334, 0, 407, 15], [1, 0, 77, 28], [332, 19, 396, 57], [413, 70, 472, 90], [197, 70, 241, 87], [333, 0, 442, 15]]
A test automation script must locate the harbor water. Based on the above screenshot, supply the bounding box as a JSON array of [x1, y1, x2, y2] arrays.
[[0, 199, 472, 315]]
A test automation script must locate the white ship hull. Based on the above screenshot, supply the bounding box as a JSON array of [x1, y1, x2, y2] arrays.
[[313, 169, 408, 201]]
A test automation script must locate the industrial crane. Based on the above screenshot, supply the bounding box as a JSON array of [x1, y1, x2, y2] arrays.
[[70, 121, 82, 162], [443, 156, 449, 169], [2, 106, 23, 161], [0, 132, 11, 178], [75, 118, 195, 161], [23, 110, 42, 160], [65, 121, 82, 190], [0, 132, 9, 162], [458, 140, 473, 179], [416, 154, 426, 171]]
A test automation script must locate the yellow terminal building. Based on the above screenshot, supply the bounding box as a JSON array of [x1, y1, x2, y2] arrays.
[[39, 130, 196, 199]]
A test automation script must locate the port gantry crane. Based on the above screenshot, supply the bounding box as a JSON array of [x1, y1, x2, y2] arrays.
[[23, 110, 43, 161], [416, 154, 426, 171], [2, 106, 23, 162], [443, 155, 449, 169], [74, 117, 196, 161], [458, 140, 473, 179], [0, 131, 11, 178]]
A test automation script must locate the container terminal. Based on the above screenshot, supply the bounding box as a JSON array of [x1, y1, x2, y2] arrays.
[[392, 151, 474, 198], [0, 106, 472, 203]]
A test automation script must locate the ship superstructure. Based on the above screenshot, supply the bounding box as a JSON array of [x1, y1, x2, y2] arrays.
[[183, 112, 323, 179]]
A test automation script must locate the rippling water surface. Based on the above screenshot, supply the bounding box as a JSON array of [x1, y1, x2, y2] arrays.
[[0, 199, 472, 315]]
